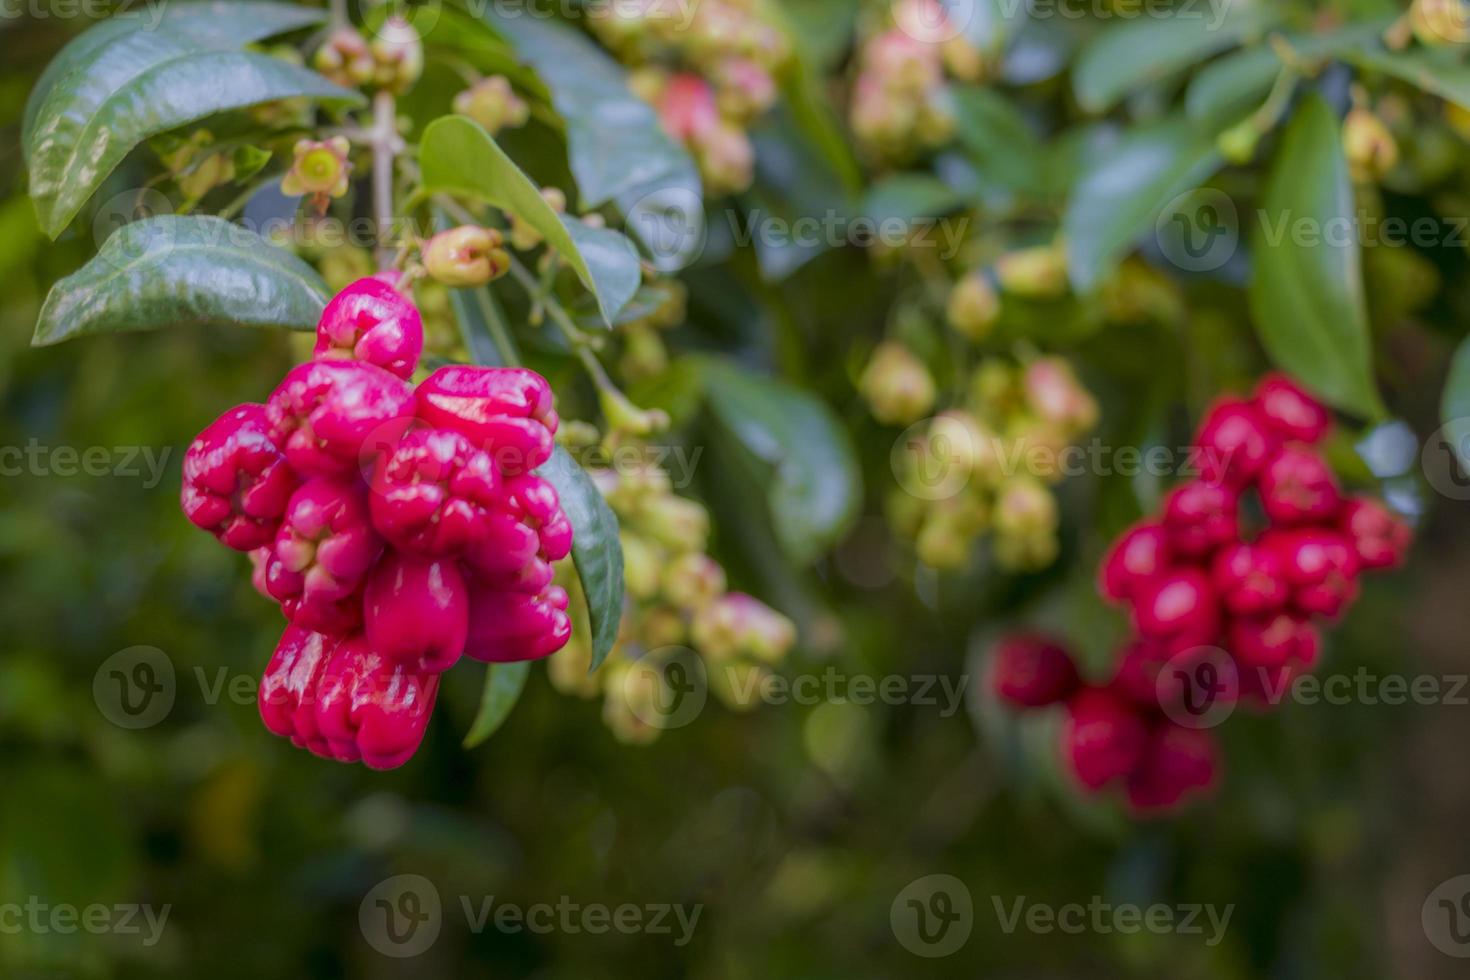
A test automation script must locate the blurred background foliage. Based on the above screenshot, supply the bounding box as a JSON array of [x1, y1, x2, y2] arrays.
[[3, 0, 1470, 978]]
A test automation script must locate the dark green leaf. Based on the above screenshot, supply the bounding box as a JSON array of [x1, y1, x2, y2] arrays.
[[34, 215, 329, 346], [419, 115, 642, 324], [699, 360, 861, 565], [1072, 5, 1273, 114], [1062, 116, 1222, 290], [462, 661, 531, 748], [539, 446, 624, 671], [1440, 335, 1470, 475], [951, 85, 1050, 199], [484, 13, 703, 217], [25, 3, 359, 237], [1249, 93, 1385, 419], [1348, 47, 1470, 110]]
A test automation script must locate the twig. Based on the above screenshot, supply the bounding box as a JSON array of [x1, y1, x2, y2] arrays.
[[371, 90, 401, 270]]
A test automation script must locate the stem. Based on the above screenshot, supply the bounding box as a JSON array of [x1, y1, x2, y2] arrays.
[[371, 90, 400, 270], [328, 0, 348, 29]]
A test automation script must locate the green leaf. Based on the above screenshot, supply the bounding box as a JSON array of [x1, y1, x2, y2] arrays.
[[699, 360, 861, 565], [419, 115, 642, 324], [1187, 23, 1393, 129], [858, 173, 966, 224], [25, 3, 360, 237], [1440, 336, 1470, 475], [483, 13, 703, 217], [538, 446, 624, 672], [463, 661, 531, 748], [951, 85, 1050, 199], [1348, 47, 1470, 110], [33, 215, 329, 346], [1249, 93, 1385, 419], [1072, 5, 1272, 114], [1062, 116, 1222, 290]]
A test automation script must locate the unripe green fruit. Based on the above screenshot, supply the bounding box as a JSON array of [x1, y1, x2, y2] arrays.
[[946, 272, 1000, 342]]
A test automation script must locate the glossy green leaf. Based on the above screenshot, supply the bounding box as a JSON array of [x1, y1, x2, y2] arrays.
[[1348, 48, 1470, 110], [25, 3, 358, 237], [1063, 116, 1222, 290], [419, 115, 642, 324], [463, 661, 531, 748], [1249, 94, 1385, 419], [33, 215, 329, 346], [484, 13, 703, 218], [539, 446, 624, 672], [1440, 336, 1470, 475], [699, 360, 861, 565], [1072, 5, 1272, 114]]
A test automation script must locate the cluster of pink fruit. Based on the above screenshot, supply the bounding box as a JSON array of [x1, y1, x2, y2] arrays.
[[991, 373, 1412, 813], [181, 275, 573, 768]]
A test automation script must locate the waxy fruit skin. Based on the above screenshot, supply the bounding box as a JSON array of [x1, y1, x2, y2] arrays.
[[181, 403, 297, 551], [313, 274, 424, 380]]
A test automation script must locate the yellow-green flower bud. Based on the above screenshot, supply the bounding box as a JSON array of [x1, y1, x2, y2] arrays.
[[946, 271, 1001, 342], [422, 225, 509, 287], [860, 341, 936, 426]]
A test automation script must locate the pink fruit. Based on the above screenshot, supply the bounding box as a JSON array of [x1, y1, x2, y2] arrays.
[[1210, 542, 1289, 616], [1061, 688, 1148, 790], [1132, 568, 1221, 654], [265, 478, 382, 628], [258, 625, 337, 758], [266, 359, 415, 476], [313, 635, 440, 768], [414, 365, 559, 474], [1194, 398, 1277, 488], [1269, 528, 1361, 619], [369, 427, 501, 555], [1162, 480, 1239, 559], [181, 403, 297, 551], [1098, 522, 1172, 604], [1253, 373, 1331, 444], [464, 584, 572, 663], [1339, 497, 1411, 570], [990, 633, 1079, 708], [1227, 610, 1319, 670], [364, 552, 469, 673], [1125, 724, 1219, 814], [1258, 445, 1342, 525], [314, 274, 424, 380]]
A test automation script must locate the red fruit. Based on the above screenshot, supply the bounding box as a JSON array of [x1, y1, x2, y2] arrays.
[[1253, 373, 1331, 444], [314, 274, 424, 380], [1125, 724, 1220, 814], [369, 427, 501, 555], [258, 625, 336, 759], [1061, 688, 1148, 790], [1194, 398, 1277, 488], [1111, 638, 1238, 719], [1227, 610, 1320, 669], [464, 584, 572, 663], [1257, 445, 1341, 525], [265, 478, 383, 628], [1210, 542, 1289, 616], [313, 635, 440, 769], [364, 552, 469, 673], [181, 404, 297, 551], [266, 359, 415, 476], [414, 365, 559, 475], [1162, 480, 1239, 559], [1097, 522, 1172, 604], [1132, 568, 1221, 653], [1269, 529, 1360, 619], [1339, 497, 1411, 570], [989, 633, 1079, 708], [463, 474, 572, 591]]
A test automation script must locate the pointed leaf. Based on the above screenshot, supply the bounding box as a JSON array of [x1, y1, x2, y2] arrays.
[[1440, 335, 1470, 475], [1348, 48, 1470, 110], [463, 661, 530, 748], [419, 115, 642, 324], [1063, 116, 1222, 290], [1249, 94, 1385, 419], [34, 215, 329, 346], [538, 446, 624, 672], [699, 360, 861, 565], [26, 4, 359, 237]]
